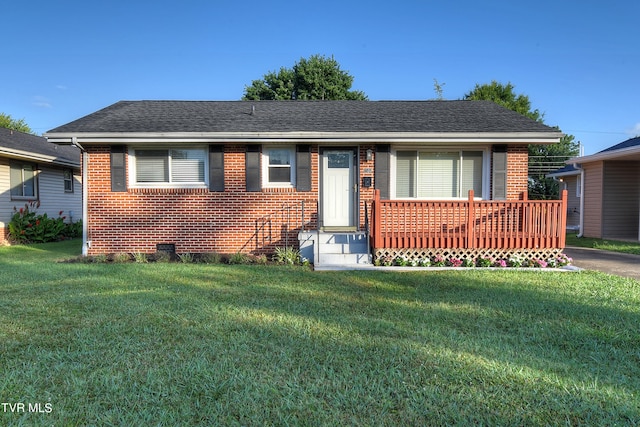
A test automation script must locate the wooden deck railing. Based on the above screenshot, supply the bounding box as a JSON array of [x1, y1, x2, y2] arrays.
[[370, 189, 568, 250]]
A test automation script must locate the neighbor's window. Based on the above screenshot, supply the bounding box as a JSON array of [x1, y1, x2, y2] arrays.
[[395, 150, 484, 198], [131, 147, 207, 187], [10, 162, 38, 199], [63, 169, 74, 193], [263, 146, 295, 187]]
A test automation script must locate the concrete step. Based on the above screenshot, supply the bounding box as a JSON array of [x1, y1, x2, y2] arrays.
[[316, 252, 372, 265], [319, 233, 367, 250], [298, 231, 372, 266]]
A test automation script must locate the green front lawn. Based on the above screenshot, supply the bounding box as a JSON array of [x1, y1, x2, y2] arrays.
[[1, 241, 639, 425], [566, 232, 640, 255]]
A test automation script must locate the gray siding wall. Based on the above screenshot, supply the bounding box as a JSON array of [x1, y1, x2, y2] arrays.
[[602, 161, 639, 240], [0, 157, 82, 236]]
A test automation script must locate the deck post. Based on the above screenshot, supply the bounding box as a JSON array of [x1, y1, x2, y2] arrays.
[[559, 189, 568, 248], [466, 190, 475, 248], [373, 189, 381, 249]]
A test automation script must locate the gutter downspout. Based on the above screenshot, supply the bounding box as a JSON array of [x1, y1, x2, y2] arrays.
[[71, 137, 89, 256], [576, 164, 585, 238]]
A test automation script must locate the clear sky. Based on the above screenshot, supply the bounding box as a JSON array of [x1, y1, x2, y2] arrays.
[[2, 0, 638, 155]]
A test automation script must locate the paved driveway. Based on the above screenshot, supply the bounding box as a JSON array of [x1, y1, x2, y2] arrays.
[[563, 246, 640, 281]]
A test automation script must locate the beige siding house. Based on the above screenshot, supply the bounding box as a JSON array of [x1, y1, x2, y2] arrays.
[[564, 137, 640, 241], [0, 128, 81, 242]]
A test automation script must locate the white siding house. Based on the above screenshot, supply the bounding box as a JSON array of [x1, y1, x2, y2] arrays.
[[0, 128, 81, 242]]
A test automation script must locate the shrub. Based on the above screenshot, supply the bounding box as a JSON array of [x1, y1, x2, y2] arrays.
[[112, 253, 131, 263], [178, 253, 194, 263], [228, 252, 250, 265], [418, 257, 431, 267], [197, 253, 222, 264], [432, 255, 446, 267], [448, 258, 463, 267], [461, 257, 475, 267], [132, 253, 148, 263], [476, 256, 493, 268], [8, 202, 71, 243], [273, 247, 301, 265]]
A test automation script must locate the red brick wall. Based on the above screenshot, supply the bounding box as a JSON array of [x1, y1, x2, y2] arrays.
[[85, 145, 319, 255], [506, 145, 529, 200], [85, 143, 529, 255]]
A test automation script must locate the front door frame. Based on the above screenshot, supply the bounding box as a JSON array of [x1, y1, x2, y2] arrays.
[[319, 147, 359, 230]]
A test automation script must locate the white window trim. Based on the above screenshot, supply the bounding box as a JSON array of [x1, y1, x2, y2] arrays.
[[63, 168, 74, 193], [261, 145, 296, 188], [390, 146, 490, 200], [576, 175, 582, 198], [10, 161, 39, 200], [128, 145, 209, 189]]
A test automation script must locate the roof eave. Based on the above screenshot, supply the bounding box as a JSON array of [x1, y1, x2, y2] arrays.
[[568, 145, 640, 164], [0, 147, 80, 168], [45, 131, 563, 145]]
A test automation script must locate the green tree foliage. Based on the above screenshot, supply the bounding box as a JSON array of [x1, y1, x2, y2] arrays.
[[465, 81, 543, 122], [0, 113, 33, 134], [243, 54, 367, 101], [464, 81, 580, 199]]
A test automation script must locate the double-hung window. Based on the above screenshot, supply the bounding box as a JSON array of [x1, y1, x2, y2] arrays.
[[395, 150, 485, 199], [63, 169, 74, 193], [10, 162, 38, 199], [262, 146, 295, 187], [131, 147, 207, 187]]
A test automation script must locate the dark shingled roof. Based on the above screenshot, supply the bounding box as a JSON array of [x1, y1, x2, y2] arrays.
[[46, 100, 560, 135], [598, 136, 640, 153], [0, 127, 80, 166]]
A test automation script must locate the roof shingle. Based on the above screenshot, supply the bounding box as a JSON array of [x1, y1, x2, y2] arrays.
[[0, 127, 80, 166], [46, 100, 560, 135]]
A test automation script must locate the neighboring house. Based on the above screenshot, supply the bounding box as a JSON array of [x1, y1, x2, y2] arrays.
[[44, 100, 565, 265], [564, 137, 640, 242], [547, 164, 581, 231], [0, 127, 81, 242]]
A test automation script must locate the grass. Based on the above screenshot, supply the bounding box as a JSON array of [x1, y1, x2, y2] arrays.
[[1, 240, 639, 425], [566, 232, 640, 255]]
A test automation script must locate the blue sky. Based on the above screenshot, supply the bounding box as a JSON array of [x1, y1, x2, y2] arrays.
[[2, 0, 638, 155]]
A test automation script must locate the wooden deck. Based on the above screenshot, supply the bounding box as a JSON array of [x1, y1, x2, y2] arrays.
[[370, 190, 568, 250]]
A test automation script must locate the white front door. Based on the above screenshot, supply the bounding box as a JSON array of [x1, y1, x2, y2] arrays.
[[322, 150, 355, 228]]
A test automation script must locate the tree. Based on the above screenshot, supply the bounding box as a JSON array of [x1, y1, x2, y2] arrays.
[[243, 54, 367, 101], [464, 81, 580, 199], [0, 113, 33, 134], [432, 78, 446, 100], [465, 81, 543, 122]]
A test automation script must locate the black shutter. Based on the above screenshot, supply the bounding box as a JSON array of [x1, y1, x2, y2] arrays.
[[110, 145, 126, 192], [296, 145, 311, 192], [209, 145, 224, 191], [245, 145, 261, 192], [492, 145, 508, 200], [375, 144, 390, 199]]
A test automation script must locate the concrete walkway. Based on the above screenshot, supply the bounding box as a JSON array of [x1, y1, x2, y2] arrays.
[[563, 246, 640, 281]]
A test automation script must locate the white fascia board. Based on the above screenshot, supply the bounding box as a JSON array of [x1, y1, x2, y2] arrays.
[[0, 147, 80, 168], [45, 131, 563, 145], [568, 145, 640, 164]]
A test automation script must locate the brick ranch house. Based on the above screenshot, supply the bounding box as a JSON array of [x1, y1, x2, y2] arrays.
[[45, 100, 567, 266]]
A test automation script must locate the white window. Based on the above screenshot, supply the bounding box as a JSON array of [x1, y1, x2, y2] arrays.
[[10, 162, 38, 199], [393, 150, 486, 199], [63, 169, 74, 193], [262, 146, 295, 187], [576, 175, 582, 198], [130, 147, 207, 187]]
